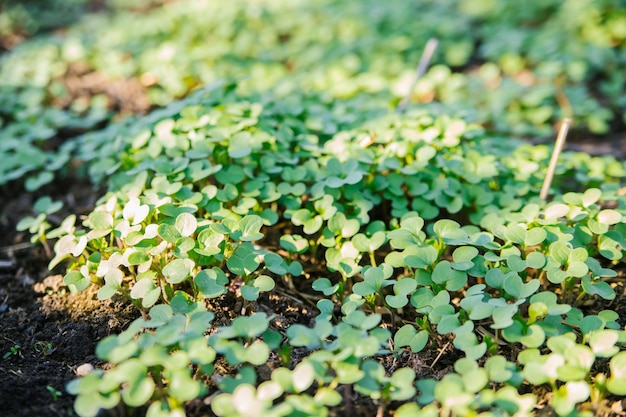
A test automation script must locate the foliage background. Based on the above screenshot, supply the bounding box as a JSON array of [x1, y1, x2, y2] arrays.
[[1, 0, 626, 416]]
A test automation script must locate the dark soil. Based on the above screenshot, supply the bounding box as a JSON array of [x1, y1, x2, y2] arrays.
[[0, 271, 137, 417], [0, 180, 137, 417], [3, 181, 625, 417], [0, 177, 455, 417]]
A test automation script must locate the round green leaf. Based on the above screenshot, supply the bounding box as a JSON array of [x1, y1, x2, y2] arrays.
[[174, 212, 197, 237], [503, 275, 539, 299], [163, 258, 194, 284], [526, 252, 546, 269], [239, 215, 264, 241], [168, 369, 202, 401], [195, 268, 228, 298], [122, 376, 155, 407], [128, 251, 150, 265], [64, 270, 91, 292], [608, 352, 626, 395]]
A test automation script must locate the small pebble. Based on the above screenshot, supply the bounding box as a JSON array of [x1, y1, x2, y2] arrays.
[[76, 363, 94, 376]]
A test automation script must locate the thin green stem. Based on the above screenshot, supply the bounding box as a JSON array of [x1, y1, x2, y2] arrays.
[[369, 250, 377, 267]]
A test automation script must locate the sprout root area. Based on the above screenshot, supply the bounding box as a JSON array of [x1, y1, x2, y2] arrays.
[[1, 1, 626, 417]]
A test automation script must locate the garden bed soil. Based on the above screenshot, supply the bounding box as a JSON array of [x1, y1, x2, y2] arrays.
[[0, 179, 459, 417], [0, 181, 136, 416], [0, 8, 625, 411], [2, 177, 626, 417]]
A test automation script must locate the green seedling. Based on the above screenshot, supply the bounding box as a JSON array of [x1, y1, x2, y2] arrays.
[[16, 196, 63, 257], [209, 313, 273, 368], [3, 344, 21, 359], [46, 385, 62, 401], [34, 341, 54, 356], [9, 16, 626, 416], [67, 302, 215, 417], [406, 356, 534, 417]]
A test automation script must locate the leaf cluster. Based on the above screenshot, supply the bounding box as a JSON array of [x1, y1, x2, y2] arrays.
[[51, 85, 626, 416], [4, 1, 626, 416], [2, 0, 625, 190]]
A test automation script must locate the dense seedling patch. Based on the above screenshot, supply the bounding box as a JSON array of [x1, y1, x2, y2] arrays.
[[2, 1, 626, 417], [1, 0, 626, 191], [32, 83, 624, 417]]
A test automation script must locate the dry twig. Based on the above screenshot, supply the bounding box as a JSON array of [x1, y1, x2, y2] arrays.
[[540, 118, 572, 200], [396, 38, 439, 114]]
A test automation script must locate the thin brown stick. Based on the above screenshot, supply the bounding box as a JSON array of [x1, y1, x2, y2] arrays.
[[376, 402, 386, 417], [344, 383, 353, 415], [429, 340, 450, 368], [540, 118, 572, 200], [397, 38, 439, 114], [0, 242, 32, 254]]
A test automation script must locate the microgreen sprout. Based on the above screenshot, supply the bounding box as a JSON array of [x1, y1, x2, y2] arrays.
[[6, 2, 626, 415], [3, 344, 22, 360], [46, 385, 62, 401]]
